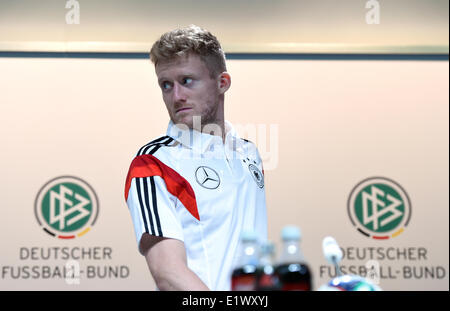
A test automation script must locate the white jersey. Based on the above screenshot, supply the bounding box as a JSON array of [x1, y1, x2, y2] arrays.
[[125, 121, 268, 290]]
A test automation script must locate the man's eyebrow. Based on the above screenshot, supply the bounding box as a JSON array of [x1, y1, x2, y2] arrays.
[[158, 73, 195, 84], [179, 72, 195, 77], [157, 77, 169, 84]]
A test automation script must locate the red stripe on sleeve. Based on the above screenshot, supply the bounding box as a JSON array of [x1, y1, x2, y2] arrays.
[[125, 154, 200, 221]]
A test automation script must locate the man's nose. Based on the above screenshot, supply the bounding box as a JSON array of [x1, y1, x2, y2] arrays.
[[173, 82, 187, 102]]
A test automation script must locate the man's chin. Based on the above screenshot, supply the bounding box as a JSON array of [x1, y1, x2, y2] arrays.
[[171, 116, 194, 130], [171, 114, 216, 132]]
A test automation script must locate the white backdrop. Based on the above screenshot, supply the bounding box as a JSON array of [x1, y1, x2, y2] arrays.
[[0, 56, 448, 290]]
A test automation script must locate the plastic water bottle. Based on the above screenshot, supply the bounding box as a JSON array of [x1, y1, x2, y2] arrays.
[[275, 225, 313, 291], [231, 230, 259, 291], [256, 241, 280, 290]]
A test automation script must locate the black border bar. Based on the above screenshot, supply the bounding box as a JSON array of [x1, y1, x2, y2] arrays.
[[0, 51, 448, 61]]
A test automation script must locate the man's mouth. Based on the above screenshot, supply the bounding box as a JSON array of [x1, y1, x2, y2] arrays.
[[176, 107, 192, 113]]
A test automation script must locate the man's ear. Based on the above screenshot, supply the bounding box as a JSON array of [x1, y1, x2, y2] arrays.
[[218, 72, 231, 94]]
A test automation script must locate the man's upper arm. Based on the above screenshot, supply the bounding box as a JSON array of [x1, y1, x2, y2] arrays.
[[125, 154, 209, 290], [126, 175, 184, 254], [141, 233, 209, 291], [141, 233, 187, 272]]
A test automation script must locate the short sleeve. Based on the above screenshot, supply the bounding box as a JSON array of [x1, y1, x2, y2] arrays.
[[243, 139, 264, 172], [126, 175, 184, 254]]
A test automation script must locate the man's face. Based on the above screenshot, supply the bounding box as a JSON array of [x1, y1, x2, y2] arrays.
[[155, 53, 221, 129]]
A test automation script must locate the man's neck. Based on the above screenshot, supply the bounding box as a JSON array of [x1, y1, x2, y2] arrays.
[[193, 120, 226, 143]]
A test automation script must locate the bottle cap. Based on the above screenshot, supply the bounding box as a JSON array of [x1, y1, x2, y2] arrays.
[[281, 225, 301, 241], [240, 230, 258, 242]]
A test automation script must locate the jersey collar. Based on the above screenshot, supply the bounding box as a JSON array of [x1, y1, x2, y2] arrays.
[[166, 120, 245, 154]]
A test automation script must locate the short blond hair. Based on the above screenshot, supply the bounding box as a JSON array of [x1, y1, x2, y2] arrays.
[[150, 25, 227, 77]]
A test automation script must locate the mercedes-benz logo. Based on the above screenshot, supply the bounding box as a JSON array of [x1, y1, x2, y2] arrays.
[[195, 166, 221, 189]]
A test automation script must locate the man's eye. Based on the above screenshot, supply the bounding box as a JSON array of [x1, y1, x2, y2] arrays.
[[182, 77, 193, 85], [162, 82, 171, 90]]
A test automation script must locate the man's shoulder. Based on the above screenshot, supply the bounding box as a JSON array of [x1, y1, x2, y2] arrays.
[[238, 138, 261, 160], [239, 138, 258, 150], [134, 135, 176, 157], [240, 138, 254, 145]]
